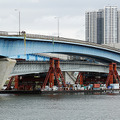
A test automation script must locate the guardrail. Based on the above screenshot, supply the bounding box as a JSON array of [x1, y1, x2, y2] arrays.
[[16, 60, 109, 67], [0, 31, 120, 53]]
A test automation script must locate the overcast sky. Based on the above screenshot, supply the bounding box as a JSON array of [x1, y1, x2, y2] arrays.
[[0, 0, 120, 40]]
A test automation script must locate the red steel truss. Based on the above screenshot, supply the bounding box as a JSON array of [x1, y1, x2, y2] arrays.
[[106, 63, 120, 87], [42, 58, 66, 90], [75, 72, 84, 85]]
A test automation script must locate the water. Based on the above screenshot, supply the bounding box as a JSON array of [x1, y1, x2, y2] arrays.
[[0, 93, 120, 120]]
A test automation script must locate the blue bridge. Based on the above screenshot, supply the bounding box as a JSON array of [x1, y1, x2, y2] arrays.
[[0, 31, 120, 63]]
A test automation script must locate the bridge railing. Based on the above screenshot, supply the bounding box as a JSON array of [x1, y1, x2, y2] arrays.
[[0, 31, 120, 53], [19, 33, 120, 53], [0, 31, 9, 35], [0, 31, 23, 36]]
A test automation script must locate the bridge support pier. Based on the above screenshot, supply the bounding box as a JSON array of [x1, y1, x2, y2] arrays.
[[106, 63, 120, 87], [75, 72, 84, 85], [14, 76, 19, 90], [42, 58, 66, 90], [49, 58, 54, 88], [0, 58, 16, 90]]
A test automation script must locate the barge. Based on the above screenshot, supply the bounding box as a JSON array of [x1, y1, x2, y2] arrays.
[[2, 59, 120, 95], [0, 88, 119, 94]]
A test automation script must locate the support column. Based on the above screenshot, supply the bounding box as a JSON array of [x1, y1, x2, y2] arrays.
[[75, 72, 84, 85], [6, 76, 14, 90], [14, 76, 19, 89], [49, 59, 54, 88], [55, 59, 60, 78], [55, 59, 67, 87], [80, 73, 83, 85], [109, 63, 113, 84]]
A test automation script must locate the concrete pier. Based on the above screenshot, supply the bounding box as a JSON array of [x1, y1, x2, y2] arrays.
[[0, 58, 16, 89]]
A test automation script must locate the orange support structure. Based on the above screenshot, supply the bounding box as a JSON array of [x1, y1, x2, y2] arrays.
[[106, 63, 120, 87], [55, 60, 67, 87], [6, 76, 14, 90], [55, 59, 60, 78], [75, 72, 83, 85], [80, 73, 83, 85], [109, 63, 113, 84], [14, 76, 19, 89], [42, 58, 66, 90], [49, 59, 54, 88]]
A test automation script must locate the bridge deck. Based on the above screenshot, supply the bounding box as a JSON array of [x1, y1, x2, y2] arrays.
[[1, 31, 120, 63], [0, 31, 120, 53]]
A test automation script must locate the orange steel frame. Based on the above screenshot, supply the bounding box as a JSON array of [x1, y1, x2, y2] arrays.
[[75, 72, 84, 85], [106, 63, 120, 87], [14, 76, 19, 89], [6, 76, 19, 90], [6, 76, 14, 90], [42, 58, 67, 90]]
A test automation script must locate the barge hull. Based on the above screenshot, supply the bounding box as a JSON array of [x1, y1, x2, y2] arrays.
[[0, 89, 119, 94]]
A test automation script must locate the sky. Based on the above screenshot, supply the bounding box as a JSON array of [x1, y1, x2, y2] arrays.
[[0, 0, 120, 40]]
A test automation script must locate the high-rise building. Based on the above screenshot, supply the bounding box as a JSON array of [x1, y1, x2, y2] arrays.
[[85, 6, 119, 44], [97, 9, 104, 44], [85, 11, 98, 43], [104, 6, 118, 44], [118, 11, 120, 43]]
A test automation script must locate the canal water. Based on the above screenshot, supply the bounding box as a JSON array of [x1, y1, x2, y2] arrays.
[[0, 93, 120, 120]]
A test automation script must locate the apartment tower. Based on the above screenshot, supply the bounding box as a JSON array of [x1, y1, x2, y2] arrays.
[[85, 6, 119, 44]]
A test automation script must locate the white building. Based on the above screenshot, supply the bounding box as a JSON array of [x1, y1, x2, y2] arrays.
[[85, 6, 119, 44], [85, 11, 97, 43], [118, 10, 120, 43], [104, 6, 118, 44]]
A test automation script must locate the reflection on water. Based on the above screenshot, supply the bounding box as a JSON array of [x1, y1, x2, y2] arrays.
[[0, 93, 120, 120]]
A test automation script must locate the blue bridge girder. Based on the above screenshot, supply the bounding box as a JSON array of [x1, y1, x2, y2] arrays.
[[0, 33, 120, 63]]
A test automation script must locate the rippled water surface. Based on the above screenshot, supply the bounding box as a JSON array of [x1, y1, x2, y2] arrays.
[[0, 93, 120, 120]]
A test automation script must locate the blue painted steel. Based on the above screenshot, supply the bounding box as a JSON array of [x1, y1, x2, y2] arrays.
[[27, 54, 29, 60], [10, 54, 50, 61], [0, 36, 120, 63]]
